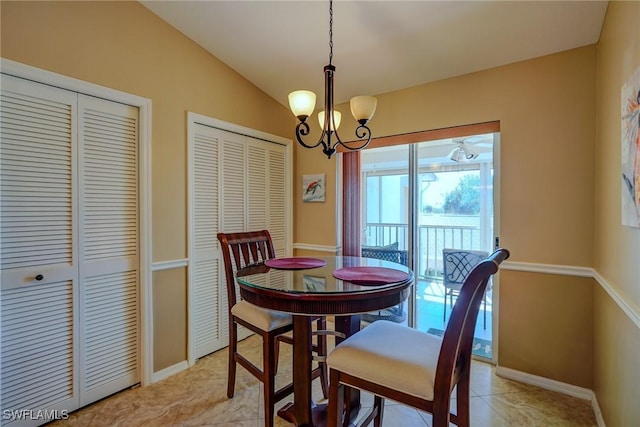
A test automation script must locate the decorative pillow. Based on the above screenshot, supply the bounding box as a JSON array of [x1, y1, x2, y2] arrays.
[[361, 242, 399, 251]]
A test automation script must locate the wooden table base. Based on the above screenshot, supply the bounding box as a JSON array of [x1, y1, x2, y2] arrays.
[[275, 315, 363, 426]]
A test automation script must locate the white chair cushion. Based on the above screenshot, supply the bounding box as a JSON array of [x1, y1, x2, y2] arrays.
[[231, 300, 292, 331], [327, 320, 442, 401]]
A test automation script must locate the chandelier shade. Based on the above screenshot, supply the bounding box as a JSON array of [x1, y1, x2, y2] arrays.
[[350, 96, 377, 124], [288, 90, 316, 120], [288, 0, 376, 159], [318, 110, 341, 131]]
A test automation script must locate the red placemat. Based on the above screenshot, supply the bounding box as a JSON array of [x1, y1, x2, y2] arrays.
[[264, 257, 327, 270], [332, 266, 410, 285]]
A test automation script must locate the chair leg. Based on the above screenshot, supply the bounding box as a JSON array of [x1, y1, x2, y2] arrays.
[[432, 400, 451, 427], [328, 370, 344, 427], [316, 318, 329, 399], [227, 320, 238, 398], [455, 372, 471, 427], [263, 334, 276, 427], [443, 290, 447, 322], [274, 337, 280, 375], [373, 395, 385, 427], [483, 294, 487, 330]]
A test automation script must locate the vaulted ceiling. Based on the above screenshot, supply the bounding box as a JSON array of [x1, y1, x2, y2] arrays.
[[141, 1, 608, 108]]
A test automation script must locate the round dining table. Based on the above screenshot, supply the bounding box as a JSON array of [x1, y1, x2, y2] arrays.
[[236, 255, 414, 427]]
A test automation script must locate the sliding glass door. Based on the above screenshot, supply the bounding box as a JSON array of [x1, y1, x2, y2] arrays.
[[360, 133, 498, 360]]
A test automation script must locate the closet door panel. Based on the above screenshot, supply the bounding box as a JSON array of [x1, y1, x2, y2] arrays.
[[1, 281, 75, 425], [0, 75, 78, 289], [220, 130, 249, 341], [247, 142, 268, 232], [192, 124, 222, 358], [268, 145, 287, 257], [78, 95, 139, 404], [0, 75, 80, 424], [247, 140, 287, 289], [220, 131, 246, 233]]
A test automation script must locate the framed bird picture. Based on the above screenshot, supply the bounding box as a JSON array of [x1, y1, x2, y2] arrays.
[[302, 174, 325, 202]]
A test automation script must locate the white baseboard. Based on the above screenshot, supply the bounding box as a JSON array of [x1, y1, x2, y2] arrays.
[[496, 366, 606, 427], [151, 360, 189, 383], [590, 392, 606, 427]]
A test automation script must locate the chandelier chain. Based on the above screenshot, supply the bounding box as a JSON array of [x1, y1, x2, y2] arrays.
[[329, 0, 333, 65]]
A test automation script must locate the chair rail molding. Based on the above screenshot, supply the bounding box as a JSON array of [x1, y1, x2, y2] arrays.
[[152, 258, 189, 271], [501, 260, 592, 277], [293, 243, 341, 254], [592, 269, 640, 330], [502, 261, 640, 330]]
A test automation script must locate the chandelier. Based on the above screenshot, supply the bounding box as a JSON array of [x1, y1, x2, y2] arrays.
[[288, 0, 377, 159]]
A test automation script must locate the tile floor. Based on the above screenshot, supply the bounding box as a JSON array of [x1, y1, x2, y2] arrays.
[[50, 333, 597, 427]]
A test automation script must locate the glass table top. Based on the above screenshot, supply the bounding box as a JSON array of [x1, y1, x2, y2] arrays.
[[235, 256, 413, 295]]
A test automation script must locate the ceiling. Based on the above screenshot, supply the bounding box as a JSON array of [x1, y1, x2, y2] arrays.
[[141, 1, 608, 109]]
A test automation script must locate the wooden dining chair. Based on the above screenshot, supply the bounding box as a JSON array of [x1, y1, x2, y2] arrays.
[[327, 248, 510, 427], [217, 230, 327, 427]]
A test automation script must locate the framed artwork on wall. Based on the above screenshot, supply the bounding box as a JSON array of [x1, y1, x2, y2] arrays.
[[302, 174, 325, 202], [621, 64, 640, 228]]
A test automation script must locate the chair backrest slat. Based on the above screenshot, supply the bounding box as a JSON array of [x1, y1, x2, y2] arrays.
[[217, 230, 277, 309], [434, 248, 509, 402]]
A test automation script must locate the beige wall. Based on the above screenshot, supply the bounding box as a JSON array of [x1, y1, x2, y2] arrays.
[[593, 1, 640, 425], [153, 268, 187, 371], [297, 47, 597, 266], [296, 43, 598, 385], [0, 1, 293, 370], [500, 271, 594, 388]]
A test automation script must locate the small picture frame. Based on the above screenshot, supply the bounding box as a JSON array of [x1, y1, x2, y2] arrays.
[[302, 174, 325, 202]]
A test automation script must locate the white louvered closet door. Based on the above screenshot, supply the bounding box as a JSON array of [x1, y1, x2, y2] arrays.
[[1, 75, 80, 424], [1, 75, 140, 424], [190, 121, 290, 359], [191, 123, 222, 357], [77, 95, 139, 405]]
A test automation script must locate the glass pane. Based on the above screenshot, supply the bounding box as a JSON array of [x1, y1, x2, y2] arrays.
[[361, 145, 409, 248], [359, 134, 496, 359], [365, 176, 380, 224], [416, 135, 494, 359]]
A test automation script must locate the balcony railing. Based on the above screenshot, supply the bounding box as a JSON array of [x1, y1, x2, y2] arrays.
[[364, 221, 484, 281]]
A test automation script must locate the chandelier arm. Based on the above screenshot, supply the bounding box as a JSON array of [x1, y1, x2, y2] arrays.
[[294, 121, 323, 149], [354, 123, 372, 143], [334, 125, 372, 152]]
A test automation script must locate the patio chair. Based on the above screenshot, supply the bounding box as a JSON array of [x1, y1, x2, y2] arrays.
[[217, 230, 328, 427], [326, 248, 509, 427], [361, 244, 408, 323], [442, 248, 490, 329]]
